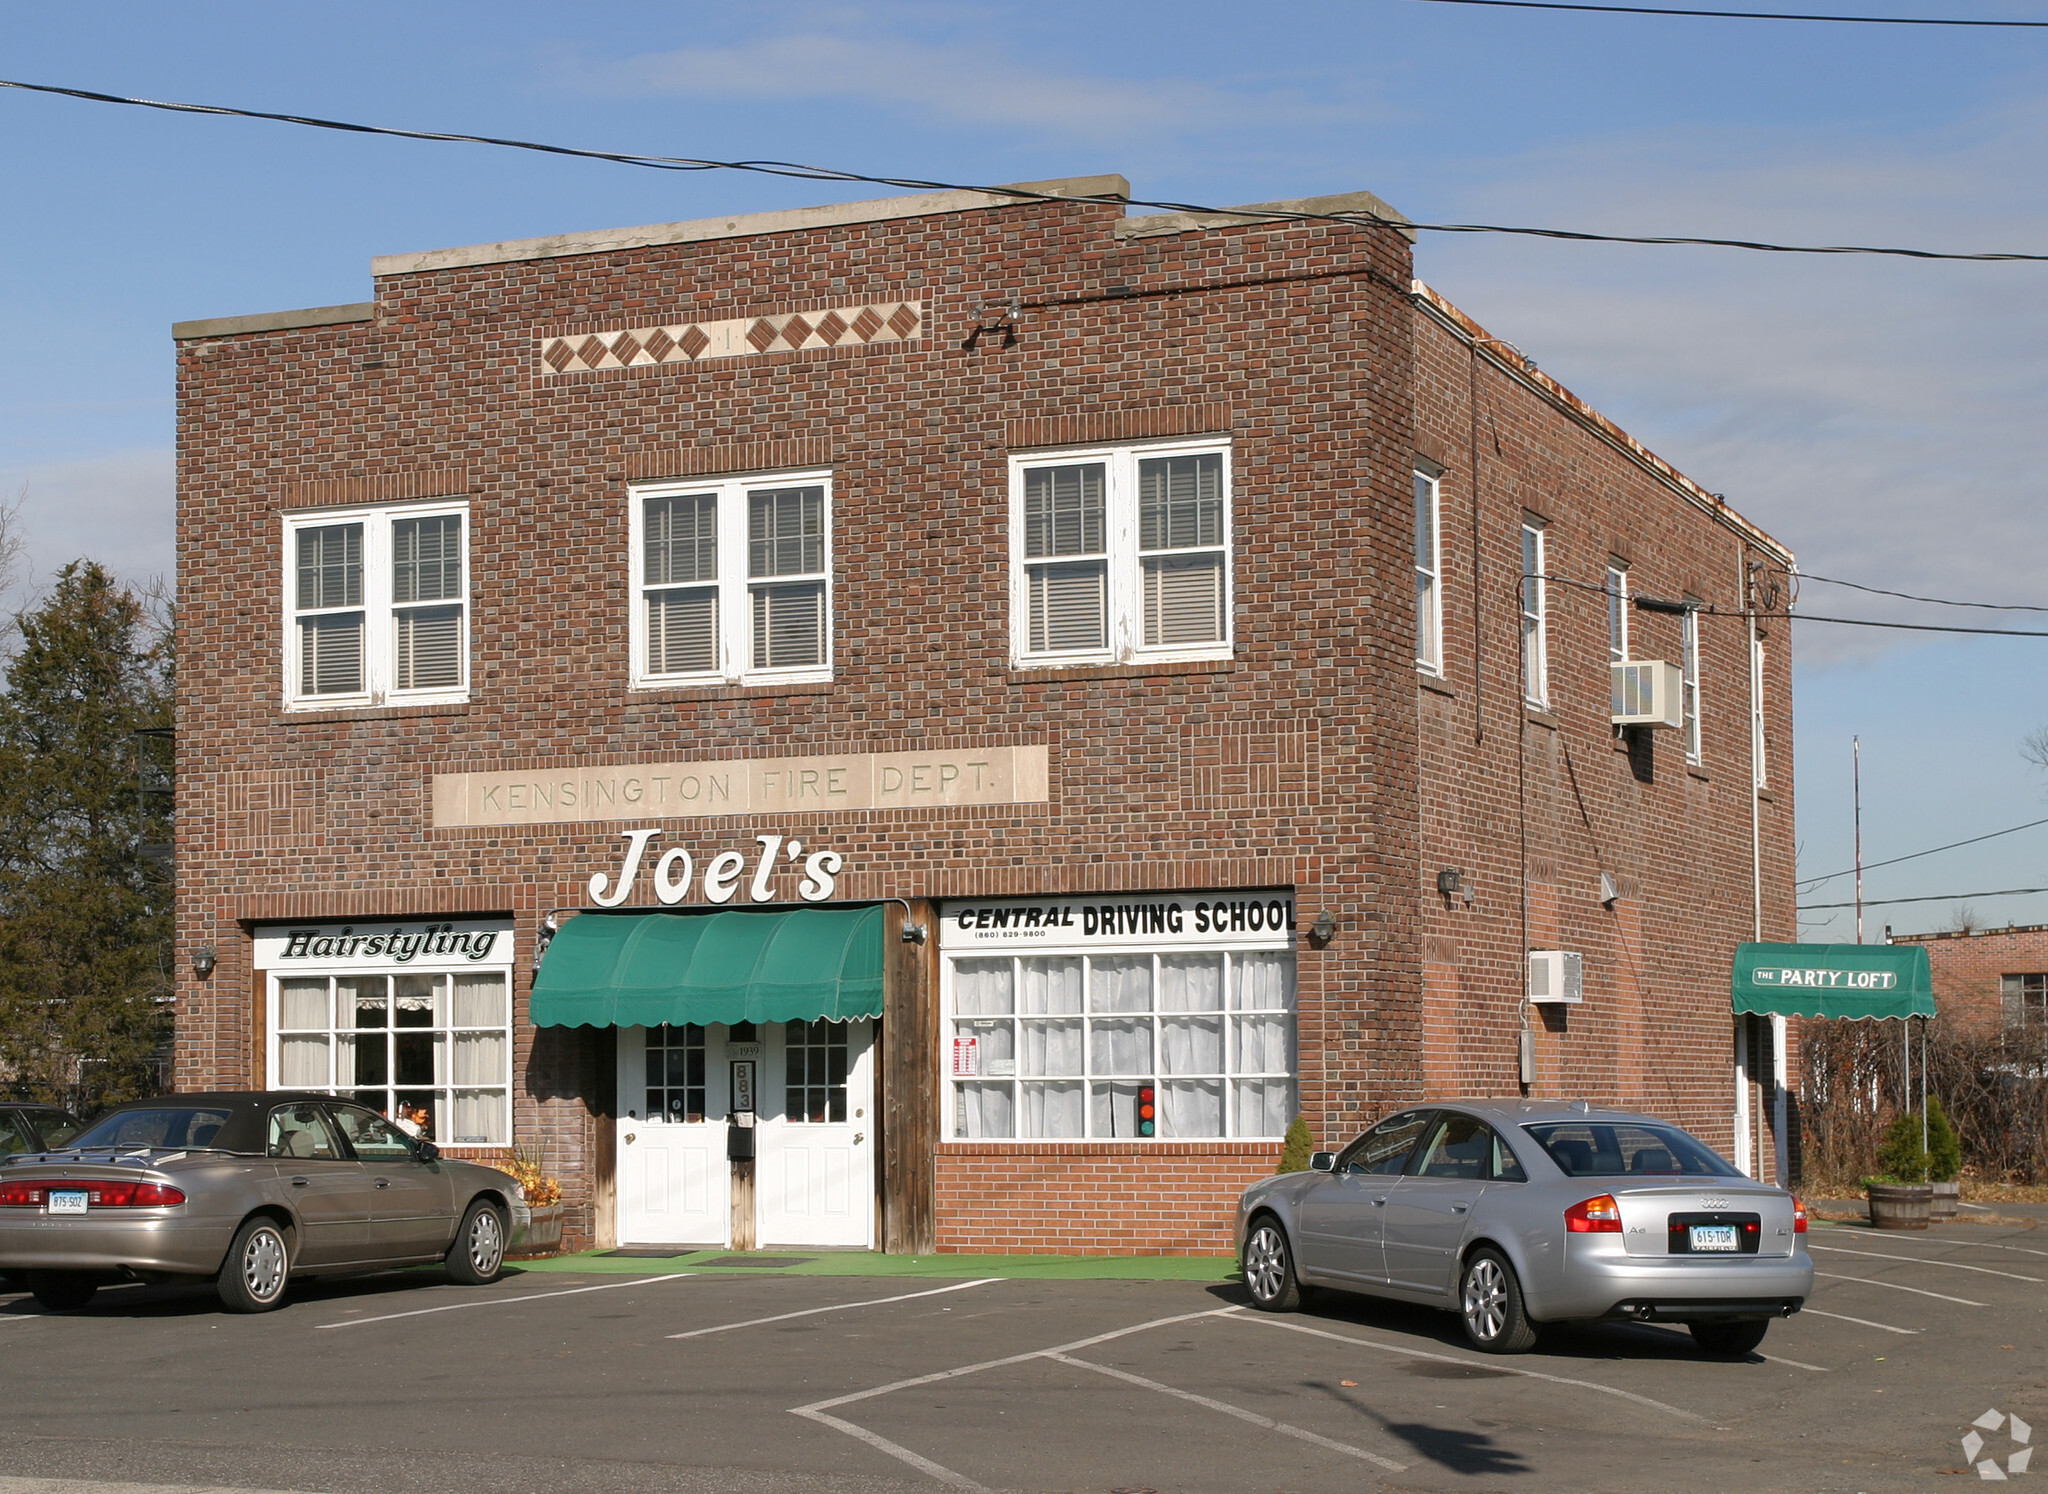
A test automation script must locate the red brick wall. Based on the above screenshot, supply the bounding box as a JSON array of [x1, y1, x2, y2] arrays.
[[1895, 926, 2048, 1035], [937, 1143, 1271, 1256]]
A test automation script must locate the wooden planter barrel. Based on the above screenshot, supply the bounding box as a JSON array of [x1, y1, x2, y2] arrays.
[[1866, 1183, 1933, 1230], [1929, 1180, 1961, 1221]]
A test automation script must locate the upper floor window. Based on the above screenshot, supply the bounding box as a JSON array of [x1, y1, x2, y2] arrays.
[[1520, 520, 1548, 707], [630, 472, 832, 688], [1606, 562, 1629, 664], [2003, 973, 2047, 1031], [1415, 469, 1442, 675], [285, 503, 468, 709], [1009, 442, 1232, 668], [1682, 599, 1703, 763]]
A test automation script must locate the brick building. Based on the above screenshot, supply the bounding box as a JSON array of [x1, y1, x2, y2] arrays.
[[171, 174, 1798, 1256], [1891, 924, 2048, 1035]]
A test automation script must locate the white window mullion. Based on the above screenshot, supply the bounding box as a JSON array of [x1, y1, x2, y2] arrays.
[[719, 487, 746, 682]]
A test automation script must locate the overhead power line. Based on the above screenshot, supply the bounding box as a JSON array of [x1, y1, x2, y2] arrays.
[[1800, 572, 2048, 613], [4, 75, 2048, 265], [1802, 885, 2048, 909], [1399, 0, 2048, 25], [1798, 813, 2048, 889]]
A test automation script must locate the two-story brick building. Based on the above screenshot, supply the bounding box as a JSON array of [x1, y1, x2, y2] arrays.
[[172, 174, 1797, 1255]]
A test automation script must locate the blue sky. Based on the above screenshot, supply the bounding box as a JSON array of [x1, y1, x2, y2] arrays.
[[3, 1, 2046, 932]]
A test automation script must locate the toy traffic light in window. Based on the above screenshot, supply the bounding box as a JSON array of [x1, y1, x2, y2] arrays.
[[1138, 1085, 1155, 1137]]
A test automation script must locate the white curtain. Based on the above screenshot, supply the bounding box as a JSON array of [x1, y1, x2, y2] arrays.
[[1161, 1078, 1224, 1138], [956, 1020, 1015, 1070], [1090, 956, 1152, 1013], [1233, 952, 1296, 1011], [1021, 1081, 1085, 1138], [394, 973, 445, 1022], [1021, 1018, 1083, 1076], [1234, 1077, 1294, 1139], [955, 959, 1015, 1015], [1019, 957, 1083, 1014], [1159, 954, 1224, 1011], [955, 1081, 1014, 1138], [341, 974, 388, 1025], [453, 1029, 507, 1086], [1091, 1081, 1140, 1138], [450, 1089, 507, 1145], [1232, 1014, 1293, 1074], [1090, 1017, 1151, 1075], [277, 1034, 329, 1087], [1160, 1016, 1223, 1075], [277, 978, 329, 1031], [454, 972, 508, 1027]]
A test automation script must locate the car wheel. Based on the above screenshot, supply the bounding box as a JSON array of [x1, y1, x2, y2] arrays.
[[1689, 1319, 1770, 1357], [1243, 1216, 1306, 1313], [445, 1199, 508, 1286], [216, 1217, 292, 1313], [29, 1272, 98, 1311], [1459, 1247, 1538, 1354]]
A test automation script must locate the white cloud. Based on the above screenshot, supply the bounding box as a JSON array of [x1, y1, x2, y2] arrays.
[[1412, 99, 2048, 666], [0, 448, 175, 609]]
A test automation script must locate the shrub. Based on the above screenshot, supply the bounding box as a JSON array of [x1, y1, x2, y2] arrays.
[[1875, 1110, 1930, 1184], [1925, 1095, 1962, 1183], [1277, 1115, 1315, 1174]]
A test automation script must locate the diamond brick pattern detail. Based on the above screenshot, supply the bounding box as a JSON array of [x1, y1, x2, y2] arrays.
[[538, 300, 923, 375]]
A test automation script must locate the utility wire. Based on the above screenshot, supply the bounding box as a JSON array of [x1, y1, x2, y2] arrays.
[[1798, 814, 2048, 889], [1399, 0, 2048, 25], [1802, 885, 2048, 909], [1799, 572, 2048, 613], [4, 75, 2048, 265], [1707, 609, 2048, 637]]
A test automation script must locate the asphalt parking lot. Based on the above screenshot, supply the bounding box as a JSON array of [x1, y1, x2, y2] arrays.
[[3, 1218, 2044, 1494]]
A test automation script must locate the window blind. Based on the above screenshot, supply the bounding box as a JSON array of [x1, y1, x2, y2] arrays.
[[751, 581, 825, 668], [299, 612, 365, 695], [1142, 554, 1223, 646], [647, 587, 718, 675], [394, 604, 463, 690], [296, 524, 362, 609], [1024, 464, 1105, 558], [645, 493, 717, 584], [393, 515, 462, 603], [1028, 561, 1107, 652], [1138, 455, 1222, 550], [749, 487, 824, 577]]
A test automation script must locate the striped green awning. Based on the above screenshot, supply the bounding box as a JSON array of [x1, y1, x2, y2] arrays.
[[1732, 942, 1935, 1021], [529, 906, 884, 1028]]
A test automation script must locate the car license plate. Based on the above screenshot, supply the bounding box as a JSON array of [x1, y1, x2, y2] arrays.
[[1689, 1224, 1738, 1252], [47, 1190, 88, 1215]]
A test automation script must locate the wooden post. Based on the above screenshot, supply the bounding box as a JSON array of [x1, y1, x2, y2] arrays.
[[881, 898, 939, 1255], [730, 1157, 757, 1251]]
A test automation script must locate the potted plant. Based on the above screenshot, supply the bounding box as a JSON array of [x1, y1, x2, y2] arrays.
[[1864, 1111, 1933, 1231], [1925, 1096, 1962, 1221], [503, 1145, 564, 1255]]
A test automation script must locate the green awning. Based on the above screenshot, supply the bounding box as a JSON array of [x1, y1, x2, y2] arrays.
[[530, 906, 884, 1028], [1732, 942, 1935, 1020]]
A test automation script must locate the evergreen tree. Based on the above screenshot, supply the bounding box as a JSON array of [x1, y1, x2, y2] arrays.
[[0, 562, 173, 1110], [1277, 1114, 1315, 1173], [1925, 1095, 1962, 1183]]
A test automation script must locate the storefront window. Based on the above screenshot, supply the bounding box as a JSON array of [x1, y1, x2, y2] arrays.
[[272, 969, 512, 1145], [947, 946, 1295, 1141]]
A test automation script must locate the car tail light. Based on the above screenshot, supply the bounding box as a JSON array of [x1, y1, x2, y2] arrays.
[[1565, 1193, 1623, 1233], [1791, 1195, 1808, 1234], [0, 1180, 185, 1208]]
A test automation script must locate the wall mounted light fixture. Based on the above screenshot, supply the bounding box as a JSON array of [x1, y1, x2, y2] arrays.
[[190, 945, 217, 980], [1309, 910, 1337, 943], [1436, 868, 1464, 898]]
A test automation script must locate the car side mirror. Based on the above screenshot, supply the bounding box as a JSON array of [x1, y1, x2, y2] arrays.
[[417, 1141, 440, 1162], [1309, 1151, 1337, 1172]]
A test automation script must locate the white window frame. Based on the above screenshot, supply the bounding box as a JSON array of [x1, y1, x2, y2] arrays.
[[1606, 561, 1630, 664], [282, 500, 471, 710], [1682, 599, 1704, 764], [1520, 520, 1548, 708], [628, 469, 834, 689], [1415, 468, 1443, 675], [1007, 439, 1234, 670]]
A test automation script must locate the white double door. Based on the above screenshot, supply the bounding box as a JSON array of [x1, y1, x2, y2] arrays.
[[616, 1020, 875, 1250]]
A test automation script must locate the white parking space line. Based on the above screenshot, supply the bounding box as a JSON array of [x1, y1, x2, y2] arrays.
[[668, 1278, 1000, 1339], [1045, 1352, 1408, 1472], [1814, 1225, 2048, 1260], [1799, 1307, 1921, 1335], [1807, 1244, 2041, 1282], [316, 1272, 694, 1329], [1813, 1271, 1984, 1307], [1759, 1353, 1828, 1372], [1230, 1314, 1709, 1423], [788, 1306, 1246, 1489]]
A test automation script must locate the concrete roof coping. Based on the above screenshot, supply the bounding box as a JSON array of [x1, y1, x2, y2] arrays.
[[370, 174, 1133, 278], [1114, 190, 1414, 243], [172, 303, 376, 342]]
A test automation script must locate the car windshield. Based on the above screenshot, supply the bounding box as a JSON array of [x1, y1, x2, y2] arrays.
[[1522, 1120, 1741, 1178], [69, 1108, 237, 1151]]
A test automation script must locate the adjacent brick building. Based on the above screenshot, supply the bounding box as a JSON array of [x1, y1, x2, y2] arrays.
[[1891, 924, 2048, 1035], [172, 174, 1798, 1256]]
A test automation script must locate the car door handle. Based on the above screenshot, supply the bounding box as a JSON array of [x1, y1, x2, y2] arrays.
[[1453, 1204, 1469, 1214], [374, 1178, 391, 1189], [1372, 1196, 1388, 1206], [291, 1176, 309, 1187]]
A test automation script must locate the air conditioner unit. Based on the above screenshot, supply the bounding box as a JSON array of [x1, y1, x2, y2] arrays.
[[1528, 950, 1584, 1004], [1610, 659, 1685, 728]]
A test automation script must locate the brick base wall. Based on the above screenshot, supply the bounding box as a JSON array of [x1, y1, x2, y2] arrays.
[[936, 1142, 1277, 1255]]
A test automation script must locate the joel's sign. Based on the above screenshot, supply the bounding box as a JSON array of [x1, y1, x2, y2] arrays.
[[588, 830, 844, 907]]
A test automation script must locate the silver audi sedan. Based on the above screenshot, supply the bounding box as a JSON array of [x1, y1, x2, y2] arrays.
[[0, 1092, 535, 1313], [1237, 1100, 1812, 1356]]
